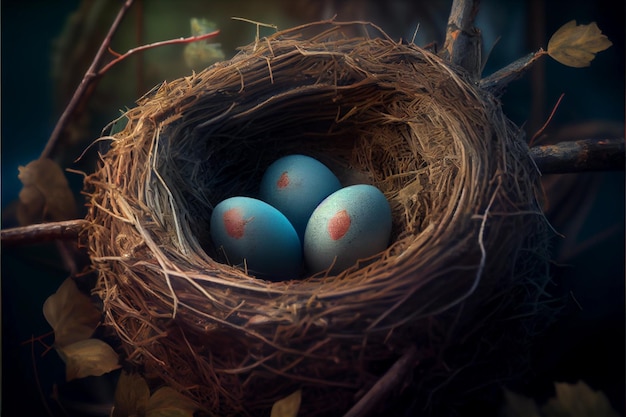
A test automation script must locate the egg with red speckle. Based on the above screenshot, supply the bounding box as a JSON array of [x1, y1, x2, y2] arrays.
[[259, 154, 341, 241], [303, 184, 392, 274], [210, 196, 302, 280]]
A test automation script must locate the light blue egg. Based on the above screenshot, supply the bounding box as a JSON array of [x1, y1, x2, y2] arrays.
[[210, 196, 302, 280], [304, 184, 392, 274], [259, 154, 341, 241]]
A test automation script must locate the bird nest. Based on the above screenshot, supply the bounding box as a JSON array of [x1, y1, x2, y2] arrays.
[[85, 21, 551, 416]]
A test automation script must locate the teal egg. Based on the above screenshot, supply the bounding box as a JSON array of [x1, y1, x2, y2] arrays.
[[210, 196, 302, 280], [303, 184, 392, 274], [259, 154, 341, 241]]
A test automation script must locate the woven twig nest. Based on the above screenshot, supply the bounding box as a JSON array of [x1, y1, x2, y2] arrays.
[[85, 21, 551, 416]]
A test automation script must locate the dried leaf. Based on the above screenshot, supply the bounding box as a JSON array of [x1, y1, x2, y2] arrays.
[[146, 387, 198, 417], [270, 390, 302, 417], [541, 381, 620, 417], [17, 158, 77, 226], [113, 372, 151, 417], [501, 389, 542, 417], [43, 278, 101, 348], [547, 20, 612, 68], [57, 338, 121, 381]]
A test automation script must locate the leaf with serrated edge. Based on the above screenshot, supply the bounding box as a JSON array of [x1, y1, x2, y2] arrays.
[[542, 381, 620, 417], [58, 338, 121, 381], [270, 390, 302, 417], [113, 372, 150, 417], [548, 20, 612, 68], [146, 387, 198, 417], [43, 278, 102, 348]]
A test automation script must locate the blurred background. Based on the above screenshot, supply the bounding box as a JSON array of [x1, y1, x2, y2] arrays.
[[1, 0, 623, 416]]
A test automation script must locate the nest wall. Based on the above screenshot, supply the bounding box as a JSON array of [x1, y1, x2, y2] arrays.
[[85, 22, 551, 416]]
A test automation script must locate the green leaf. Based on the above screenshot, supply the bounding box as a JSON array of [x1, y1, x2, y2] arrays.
[[146, 387, 198, 417], [113, 372, 151, 417], [43, 278, 101, 348], [270, 390, 302, 417], [57, 338, 121, 381], [501, 389, 542, 417], [541, 381, 620, 417], [547, 20, 612, 68]]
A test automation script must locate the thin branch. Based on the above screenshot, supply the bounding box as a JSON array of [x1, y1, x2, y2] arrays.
[[529, 93, 565, 146], [530, 138, 625, 174], [479, 49, 547, 95], [40, 0, 135, 160], [1, 219, 88, 247], [97, 30, 220, 76], [343, 345, 419, 417]]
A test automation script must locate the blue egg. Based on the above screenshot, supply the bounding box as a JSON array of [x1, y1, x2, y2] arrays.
[[304, 184, 392, 274], [259, 154, 341, 241], [210, 197, 302, 280]]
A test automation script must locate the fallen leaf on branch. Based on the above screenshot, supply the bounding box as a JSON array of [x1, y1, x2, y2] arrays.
[[43, 278, 102, 348], [17, 158, 77, 226], [541, 381, 620, 417], [57, 338, 121, 381], [271, 389, 302, 417], [113, 372, 151, 417], [547, 20, 612, 68]]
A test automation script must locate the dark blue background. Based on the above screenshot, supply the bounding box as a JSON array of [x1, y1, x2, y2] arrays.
[[2, 1, 623, 416]]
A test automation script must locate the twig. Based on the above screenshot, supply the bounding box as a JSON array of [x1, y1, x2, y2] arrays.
[[440, 0, 482, 80], [97, 30, 220, 76], [479, 49, 547, 95], [343, 345, 419, 417], [530, 138, 625, 174], [1, 219, 88, 247], [40, 0, 135, 160], [529, 93, 565, 146]]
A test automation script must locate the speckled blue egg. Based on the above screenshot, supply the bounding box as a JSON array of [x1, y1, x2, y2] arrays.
[[259, 154, 341, 241], [303, 184, 392, 274], [210, 196, 302, 280]]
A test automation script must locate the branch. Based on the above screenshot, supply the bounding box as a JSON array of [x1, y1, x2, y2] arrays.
[[530, 138, 625, 174], [40, 0, 135, 160], [479, 50, 548, 96], [1, 219, 88, 247], [440, 0, 482, 80], [343, 345, 419, 417], [97, 30, 220, 76]]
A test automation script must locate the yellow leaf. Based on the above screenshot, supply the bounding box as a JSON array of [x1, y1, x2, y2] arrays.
[[542, 381, 620, 417], [547, 20, 612, 68], [43, 278, 102, 348], [17, 158, 77, 226], [57, 338, 121, 381], [270, 390, 302, 417], [113, 372, 151, 417], [500, 389, 541, 417], [146, 387, 198, 417]]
